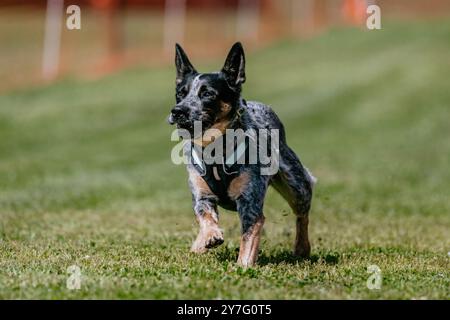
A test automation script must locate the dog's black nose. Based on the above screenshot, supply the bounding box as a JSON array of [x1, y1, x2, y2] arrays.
[[168, 105, 189, 125], [171, 105, 190, 119], [171, 105, 189, 116]]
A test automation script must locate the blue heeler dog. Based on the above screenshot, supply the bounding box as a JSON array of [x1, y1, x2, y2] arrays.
[[168, 42, 316, 267]]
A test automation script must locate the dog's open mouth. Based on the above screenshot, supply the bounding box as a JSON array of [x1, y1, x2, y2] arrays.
[[168, 114, 214, 137]]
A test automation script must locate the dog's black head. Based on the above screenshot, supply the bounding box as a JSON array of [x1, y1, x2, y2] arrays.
[[168, 42, 246, 135]]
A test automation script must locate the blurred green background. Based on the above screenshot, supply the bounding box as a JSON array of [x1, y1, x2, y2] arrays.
[[0, 1, 449, 299]]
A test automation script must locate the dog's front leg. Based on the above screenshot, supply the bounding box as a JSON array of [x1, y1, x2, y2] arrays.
[[237, 212, 265, 268], [188, 168, 224, 253], [231, 173, 268, 268], [191, 203, 224, 253]]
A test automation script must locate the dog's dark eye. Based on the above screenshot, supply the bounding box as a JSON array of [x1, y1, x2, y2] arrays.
[[200, 90, 216, 100], [176, 87, 188, 101]]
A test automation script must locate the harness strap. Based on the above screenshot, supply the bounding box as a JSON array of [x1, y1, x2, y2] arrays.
[[228, 99, 247, 130]]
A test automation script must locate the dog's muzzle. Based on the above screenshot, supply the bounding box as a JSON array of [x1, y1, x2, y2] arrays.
[[168, 105, 190, 125]]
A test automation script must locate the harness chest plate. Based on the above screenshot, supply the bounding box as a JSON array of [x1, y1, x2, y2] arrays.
[[189, 138, 249, 210]]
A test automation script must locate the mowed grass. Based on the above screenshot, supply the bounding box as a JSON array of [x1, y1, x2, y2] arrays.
[[1, 20, 449, 299]]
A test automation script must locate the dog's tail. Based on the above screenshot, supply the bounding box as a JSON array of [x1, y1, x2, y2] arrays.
[[304, 166, 317, 187]]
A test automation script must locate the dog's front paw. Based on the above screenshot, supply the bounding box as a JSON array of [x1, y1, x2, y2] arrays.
[[191, 227, 224, 253], [293, 241, 311, 258], [204, 228, 224, 249]]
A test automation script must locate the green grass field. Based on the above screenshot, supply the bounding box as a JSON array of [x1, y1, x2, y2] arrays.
[[0, 20, 449, 299]]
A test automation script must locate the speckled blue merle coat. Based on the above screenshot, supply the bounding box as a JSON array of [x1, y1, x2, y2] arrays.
[[168, 42, 315, 267]]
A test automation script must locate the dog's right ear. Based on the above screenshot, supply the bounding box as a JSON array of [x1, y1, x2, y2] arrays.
[[175, 43, 197, 84]]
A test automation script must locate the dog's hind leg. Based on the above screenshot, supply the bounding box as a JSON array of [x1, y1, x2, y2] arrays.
[[271, 145, 314, 258], [188, 168, 224, 253]]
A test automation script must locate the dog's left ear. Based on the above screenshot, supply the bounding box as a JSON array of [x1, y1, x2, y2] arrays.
[[221, 42, 246, 89]]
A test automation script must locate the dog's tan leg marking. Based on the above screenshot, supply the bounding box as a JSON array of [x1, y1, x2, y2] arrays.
[[228, 172, 250, 200], [189, 167, 212, 196], [188, 168, 224, 253], [294, 215, 310, 257], [237, 215, 265, 268], [191, 211, 224, 253]]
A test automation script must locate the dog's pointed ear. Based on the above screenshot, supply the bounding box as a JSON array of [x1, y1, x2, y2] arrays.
[[221, 42, 246, 89], [175, 43, 196, 84]]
